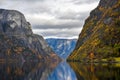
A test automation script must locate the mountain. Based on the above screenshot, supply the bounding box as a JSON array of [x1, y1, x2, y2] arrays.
[[68, 0, 120, 61], [0, 9, 60, 62], [46, 38, 77, 59]]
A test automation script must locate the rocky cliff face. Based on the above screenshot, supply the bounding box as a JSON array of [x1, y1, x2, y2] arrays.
[[0, 9, 59, 62], [68, 0, 120, 61]]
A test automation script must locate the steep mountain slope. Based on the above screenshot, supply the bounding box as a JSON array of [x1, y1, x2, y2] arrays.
[[68, 0, 120, 61], [0, 9, 60, 62], [46, 38, 77, 59]]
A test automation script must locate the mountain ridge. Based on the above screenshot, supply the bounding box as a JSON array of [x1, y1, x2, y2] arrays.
[[46, 38, 77, 59]]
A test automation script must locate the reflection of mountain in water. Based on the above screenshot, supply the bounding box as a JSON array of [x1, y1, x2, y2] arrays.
[[0, 61, 59, 80], [1, 61, 120, 80], [69, 62, 120, 80], [47, 61, 77, 80]]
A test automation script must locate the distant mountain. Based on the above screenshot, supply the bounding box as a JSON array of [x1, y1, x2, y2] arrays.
[[68, 0, 120, 61], [0, 9, 60, 62], [46, 38, 77, 59]]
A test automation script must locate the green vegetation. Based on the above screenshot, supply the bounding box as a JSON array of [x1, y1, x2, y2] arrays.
[[68, 0, 120, 62]]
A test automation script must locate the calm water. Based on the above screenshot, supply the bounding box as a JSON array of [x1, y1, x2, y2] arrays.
[[0, 61, 120, 80]]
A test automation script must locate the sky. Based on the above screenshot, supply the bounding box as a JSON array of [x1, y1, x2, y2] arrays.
[[0, 0, 100, 39]]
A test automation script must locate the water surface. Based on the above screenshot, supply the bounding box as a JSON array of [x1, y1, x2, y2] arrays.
[[0, 61, 120, 80], [69, 62, 120, 80]]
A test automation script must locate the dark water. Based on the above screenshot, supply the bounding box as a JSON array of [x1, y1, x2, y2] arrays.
[[0, 61, 120, 80]]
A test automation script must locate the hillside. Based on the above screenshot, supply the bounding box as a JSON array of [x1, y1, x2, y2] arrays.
[[0, 9, 60, 62], [46, 38, 77, 59], [68, 0, 120, 61]]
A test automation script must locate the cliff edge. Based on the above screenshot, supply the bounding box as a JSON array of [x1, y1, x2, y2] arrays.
[[0, 9, 60, 62]]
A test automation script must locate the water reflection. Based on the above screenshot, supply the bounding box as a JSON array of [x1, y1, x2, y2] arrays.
[[47, 61, 77, 80], [69, 62, 120, 80], [1, 61, 120, 80], [0, 61, 59, 80]]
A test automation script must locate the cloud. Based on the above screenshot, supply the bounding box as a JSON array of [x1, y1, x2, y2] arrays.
[[32, 19, 83, 29], [56, 11, 89, 20], [70, 0, 100, 4], [0, 0, 100, 39], [33, 28, 82, 39]]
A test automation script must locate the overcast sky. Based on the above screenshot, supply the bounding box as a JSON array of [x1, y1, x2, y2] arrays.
[[0, 0, 100, 39]]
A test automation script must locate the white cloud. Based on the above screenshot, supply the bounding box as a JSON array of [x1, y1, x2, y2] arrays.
[[33, 27, 82, 39], [0, 0, 100, 39]]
